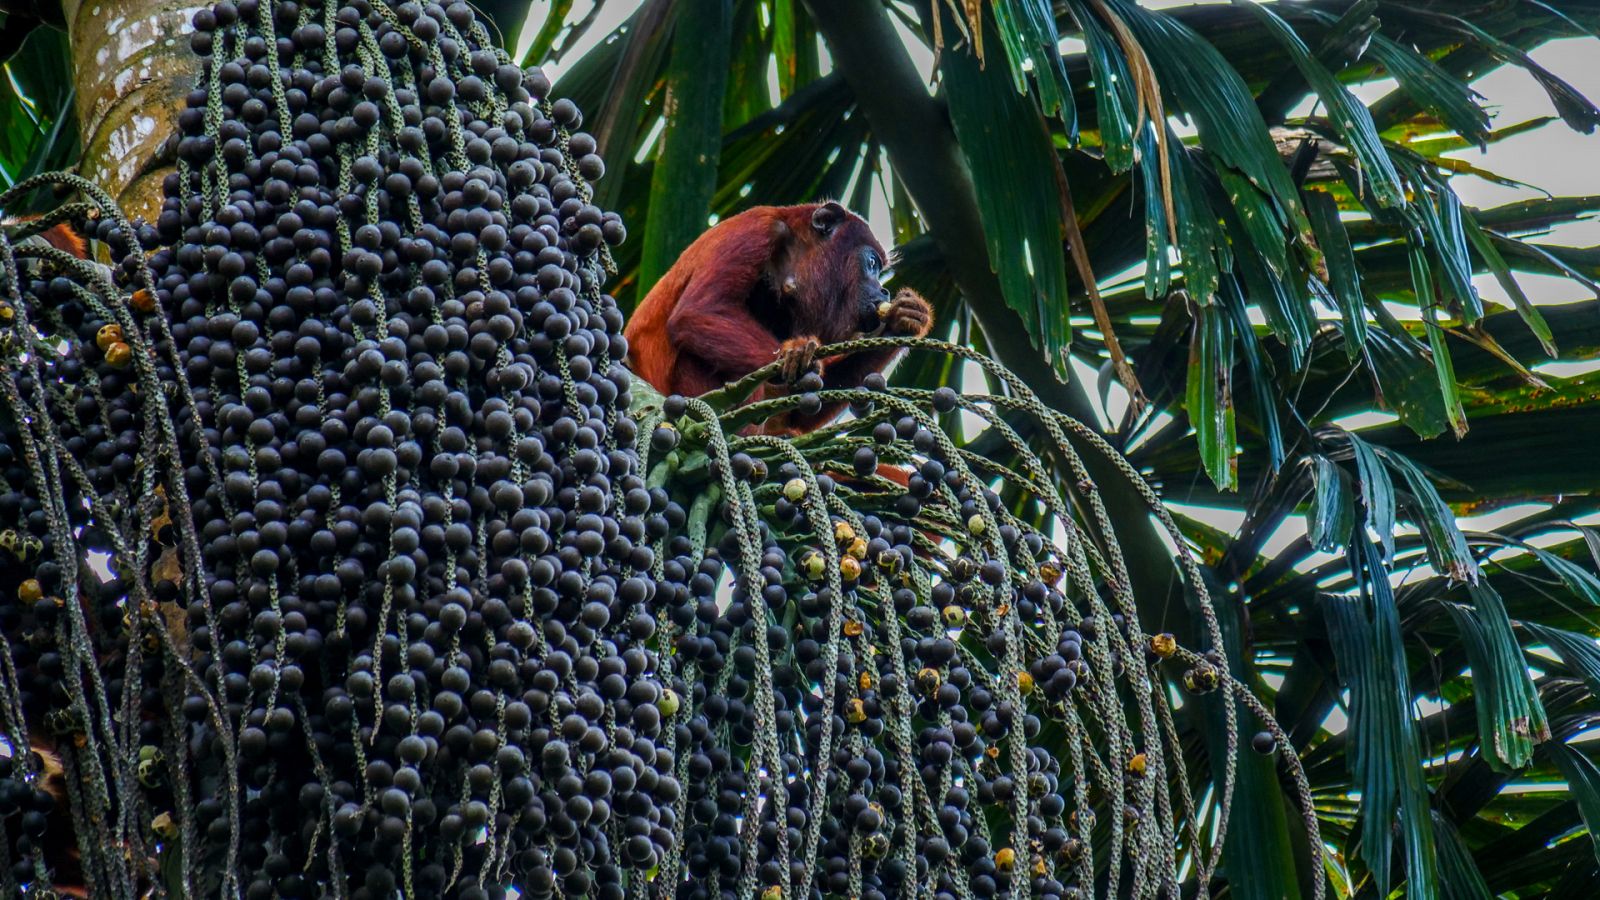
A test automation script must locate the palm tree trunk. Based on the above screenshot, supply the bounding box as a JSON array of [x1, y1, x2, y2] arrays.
[[61, 0, 200, 222]]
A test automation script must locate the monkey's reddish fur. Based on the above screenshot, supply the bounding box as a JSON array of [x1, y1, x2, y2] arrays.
[[624, 202, 930, 435], [3, 218, 88, 258], [36, 222, 87, 258]]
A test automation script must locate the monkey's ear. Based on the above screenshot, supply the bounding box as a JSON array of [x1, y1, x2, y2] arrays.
[[811, 201, 848, 237]]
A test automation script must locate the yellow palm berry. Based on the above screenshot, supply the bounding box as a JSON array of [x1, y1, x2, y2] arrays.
[[843, 619, 863, 638], [845, 537, 868, 560], [839, 556, 861, 581], [1149, 633, 1177, 659], [994, 847, 1016, 873], [833, 521, 855, 545], [1016, 671, 1035, 695], [96, 323, 125, 351], [104, 341, 133, 368], [966, 513, 986, 535], [845, 699, 867, 724], [916, 667, 941, 695], [129, 288, 156, 314], [152, 811, 178, 839], [18, 579, 44, 603], [782, 478, 807, 502], [941, 605, 967, 627], [1127, 753, 1147, 777]]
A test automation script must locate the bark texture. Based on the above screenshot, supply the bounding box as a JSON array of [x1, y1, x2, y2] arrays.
[[63, 0, 201, 222]]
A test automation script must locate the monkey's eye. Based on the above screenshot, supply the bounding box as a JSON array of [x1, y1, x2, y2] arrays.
[[864, 250, 883, 277]]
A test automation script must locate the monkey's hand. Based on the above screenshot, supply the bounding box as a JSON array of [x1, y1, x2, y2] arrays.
[[775, 336, 823, 384], [876, 289, 933, 338]]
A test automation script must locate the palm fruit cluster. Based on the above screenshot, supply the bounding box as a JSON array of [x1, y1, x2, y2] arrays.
[[623, 353, 1322, 900], [1, 0, 653, 897], [0, 0, 1318, 898]]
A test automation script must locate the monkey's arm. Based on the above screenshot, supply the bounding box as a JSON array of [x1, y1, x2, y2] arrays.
[[665, 274, 786, 395]]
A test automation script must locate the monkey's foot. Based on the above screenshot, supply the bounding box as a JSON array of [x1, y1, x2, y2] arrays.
[[775, 336, 823, 384]]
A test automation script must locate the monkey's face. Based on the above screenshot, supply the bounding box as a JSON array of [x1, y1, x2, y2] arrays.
[[792, 202, 893, 342], [852, 243, 893, 334]]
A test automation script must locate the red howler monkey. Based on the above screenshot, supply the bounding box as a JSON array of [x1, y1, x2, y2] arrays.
[[624, 201, 932, 434]]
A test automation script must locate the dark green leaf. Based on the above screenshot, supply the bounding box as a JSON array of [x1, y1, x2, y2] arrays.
[[1407, 239, 1469, 438], [1108, 0, 1315, 257], [1439, 582, 1548, 771], [1213, 598, 1304, 900], [1428, 175, 1484, 322], [1325, 540, 1439, 899], [1432, 811, 1495, 900], [1064, 0, 1134, 173], [1304, 188, 1367, 360], [1382, 154, 1481, 324], [1344, 432, 1395, 562], [1220, 275, 1283, 472], [636, 0, 733, 293], [0, 11, 43, 68], [0, 26, 79, 211], [1216, 164, 1289, 279], [1360, 30, 1490, 145], [1525, 623, 1600, 696], [1167, 140, 1227, 305], [556, 0, 678, 213], [1227, 204, 1314, 368], [938, 5, 1073, 378], [1136, 125, 1173, 297], [1186, 301, 1235, 490], [1461, 209, 1555, 357], [771, 0, 798, 98], [1364, 304, 1451, 439], [1547, 743, 1600, 867], [1438, 12, 1600, 134], [1237, 1, 1404, 210], [991, 0, 1075, 135], [1372, 441, 1475, 582], [1491, 232, 1600, 297], [1307, 454, 1354, 553], [1527, 547, 1600, 606]]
